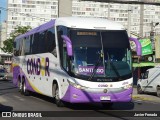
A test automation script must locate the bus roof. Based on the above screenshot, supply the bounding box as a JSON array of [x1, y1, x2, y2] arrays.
[[15, 17, 125, 40], [55, 17, 125, 30]]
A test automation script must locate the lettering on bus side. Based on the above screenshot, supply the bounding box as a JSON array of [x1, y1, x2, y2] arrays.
[[27, 57, 50, 76]]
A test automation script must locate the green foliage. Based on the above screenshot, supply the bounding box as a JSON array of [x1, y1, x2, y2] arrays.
[[1, 26, 31, 53]]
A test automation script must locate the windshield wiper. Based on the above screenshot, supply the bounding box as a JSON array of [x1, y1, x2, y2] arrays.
[[88, 51, 103, 81]]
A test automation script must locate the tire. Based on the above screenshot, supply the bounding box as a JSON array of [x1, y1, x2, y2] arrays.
[[53, 83, 64, 107], [18, 78, 23, 93], [137, 85, 143, 94], [22, 78, 30, 96], [102, 103, 113, 108], [156, 86, 160, 97]]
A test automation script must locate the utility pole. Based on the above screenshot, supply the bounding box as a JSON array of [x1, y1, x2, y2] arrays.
[[108, 3, 110, 20], [150, 22, 159, 50], [127, 4, 131, 37], [139, 4, 144, 37], [58, 0, 72, 17]]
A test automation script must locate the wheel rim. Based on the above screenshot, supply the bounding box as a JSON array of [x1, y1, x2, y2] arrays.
[[23, 82, 26, 93], [138, 86, 142, 93], [19, 80, 22, 91]]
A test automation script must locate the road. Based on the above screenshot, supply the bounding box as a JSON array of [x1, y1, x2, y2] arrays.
[[0, 80, 160, 120]]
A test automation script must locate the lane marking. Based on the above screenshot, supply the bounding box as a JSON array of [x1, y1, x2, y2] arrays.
[[13, 95, 24, 101], [0, 96, 7, 102]]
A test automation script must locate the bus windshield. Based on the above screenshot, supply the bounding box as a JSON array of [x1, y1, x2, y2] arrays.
[[70, 29, 132, 82]]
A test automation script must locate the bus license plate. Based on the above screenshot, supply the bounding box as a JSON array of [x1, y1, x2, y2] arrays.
[[100, 96, 110, 101]]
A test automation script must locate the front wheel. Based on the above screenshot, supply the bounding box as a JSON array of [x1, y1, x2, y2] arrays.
[[137, 85, 143, 94], [53, 84, 64, 107]]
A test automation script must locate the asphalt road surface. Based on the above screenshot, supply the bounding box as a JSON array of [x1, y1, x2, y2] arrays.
[[0, 80, 160, 120]]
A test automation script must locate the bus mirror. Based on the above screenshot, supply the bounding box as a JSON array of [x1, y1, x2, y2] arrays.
[[61, 35, 73, 56]]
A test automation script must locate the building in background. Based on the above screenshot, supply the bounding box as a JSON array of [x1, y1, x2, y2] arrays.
[[0, 21, 7, 50], [7, 0, 58, 37], [6, 0, 160, 38]]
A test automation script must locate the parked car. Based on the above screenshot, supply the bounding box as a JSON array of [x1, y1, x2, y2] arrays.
[[0, 69, 8, 80], [137, 66, 160, 97]]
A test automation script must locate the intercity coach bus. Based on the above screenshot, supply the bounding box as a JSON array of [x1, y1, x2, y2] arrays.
[[13, 17, 133, 107]]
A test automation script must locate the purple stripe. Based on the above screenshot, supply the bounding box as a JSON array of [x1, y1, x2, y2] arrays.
[[62, 85, 132, 103], [16, 20, 55, 40]]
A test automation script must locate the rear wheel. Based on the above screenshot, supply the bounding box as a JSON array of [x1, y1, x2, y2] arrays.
[[156, 86, 160, 97], [18, 78, 22, 93], [53, 83, 64, 107], [137, 85, 143, 94], [22, 78, 30, 96]]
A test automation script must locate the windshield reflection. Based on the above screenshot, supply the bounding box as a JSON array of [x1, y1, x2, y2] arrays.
[[70, 29, 132, 81]]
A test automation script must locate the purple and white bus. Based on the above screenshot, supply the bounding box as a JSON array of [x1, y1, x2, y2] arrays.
[[13, 17, 135, 107]]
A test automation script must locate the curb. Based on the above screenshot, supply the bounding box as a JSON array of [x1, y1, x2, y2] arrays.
[[132, 95, 160, 104], [132, 95, 152, 101]]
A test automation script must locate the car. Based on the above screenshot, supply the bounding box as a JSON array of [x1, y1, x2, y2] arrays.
[[0, 69, 8, 80], [137, 66, 160, 97]]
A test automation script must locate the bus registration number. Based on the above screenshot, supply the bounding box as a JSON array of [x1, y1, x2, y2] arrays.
[[100, 96, 110, 101]]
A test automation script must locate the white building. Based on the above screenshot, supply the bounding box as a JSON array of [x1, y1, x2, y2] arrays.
[[6, 0, 160, 38], [7, 0, 58, 37], [0, 21, 7, 50]]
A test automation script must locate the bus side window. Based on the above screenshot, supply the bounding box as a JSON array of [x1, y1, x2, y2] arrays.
[[32, 33, 39, 54], [62, 42, 68, 71], [24, 36, 30, 55], [57, 26, 69, 71], [45, 28, 57, 57]]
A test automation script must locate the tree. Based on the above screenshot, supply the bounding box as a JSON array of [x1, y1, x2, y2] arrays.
[[1, 26, 31, 53]]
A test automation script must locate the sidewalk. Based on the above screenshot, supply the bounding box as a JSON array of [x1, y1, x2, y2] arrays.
[[132, 87, 160, 103]]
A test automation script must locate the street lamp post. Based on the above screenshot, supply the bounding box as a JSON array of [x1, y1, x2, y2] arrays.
[[127, 4, 131, 37], [150, 22, 159, 50]]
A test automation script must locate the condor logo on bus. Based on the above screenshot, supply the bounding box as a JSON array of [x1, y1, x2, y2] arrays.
[[27, 57, 50, 76]]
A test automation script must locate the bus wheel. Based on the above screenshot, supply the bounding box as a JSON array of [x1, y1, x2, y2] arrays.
[[102, 103, 113, 108], [137, 85, 143, 94], [53, 83, 64, 107], [156, 86, 160, 97], [18, 79, 22, 93], [22, 78, 29, 96]]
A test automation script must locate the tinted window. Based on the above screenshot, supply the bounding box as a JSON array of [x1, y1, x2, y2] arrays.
[[25, 36, 30, 55], [15, 27, 56, 56]]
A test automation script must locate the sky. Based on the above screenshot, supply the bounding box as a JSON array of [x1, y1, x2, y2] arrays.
[[0, 0, 7, 24]]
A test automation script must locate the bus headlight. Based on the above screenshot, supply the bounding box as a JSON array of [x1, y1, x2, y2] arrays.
[[67, 80, 88, 90], [123, 84, 132, 89]]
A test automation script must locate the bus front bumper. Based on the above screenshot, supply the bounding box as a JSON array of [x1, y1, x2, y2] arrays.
[[62, 85, 133, 103]]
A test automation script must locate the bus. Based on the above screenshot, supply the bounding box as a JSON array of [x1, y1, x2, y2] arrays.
[[13, 17, 134, 107]]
